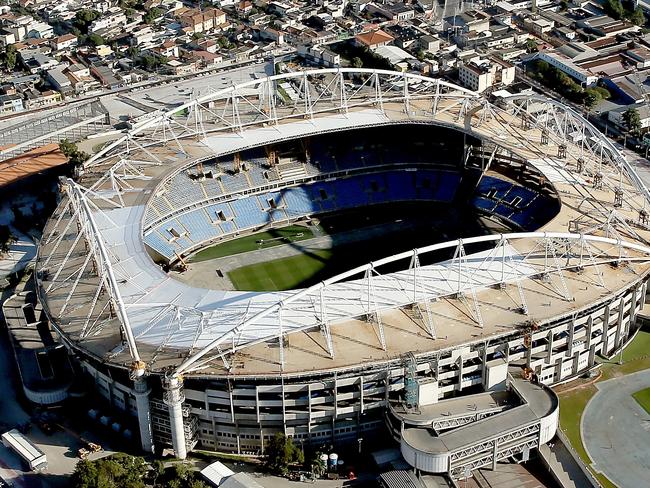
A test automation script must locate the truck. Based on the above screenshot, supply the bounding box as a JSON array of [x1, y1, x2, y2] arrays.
[[1, 429, 47, 471]]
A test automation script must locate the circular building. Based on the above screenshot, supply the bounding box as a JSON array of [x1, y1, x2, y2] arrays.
[[34, 69, 650, 478]]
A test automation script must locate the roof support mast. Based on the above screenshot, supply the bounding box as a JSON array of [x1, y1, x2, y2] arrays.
[[65, 179, 153, 453]]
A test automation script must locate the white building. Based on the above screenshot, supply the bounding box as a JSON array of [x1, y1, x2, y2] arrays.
[[537, 51, 599, 86], [90, 10, 128, 33], [459, 57, 515, 93], [26, 21, 54, 39]]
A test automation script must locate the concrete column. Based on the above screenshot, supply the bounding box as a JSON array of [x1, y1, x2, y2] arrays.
[[555, 357, 563, 382], [133, 376, 154, 453], [492, 440, 498, 470], [163, 375, 187, 460], [615, 297, 625, 350], [480, 344, 488, 386], [601, 305, 609, 356], [567, 319, 575, 358], [586, 316, 593, 350], [588, 344, 596, 367], [359, 376, 364, 413], [630, 287, 638, 325]]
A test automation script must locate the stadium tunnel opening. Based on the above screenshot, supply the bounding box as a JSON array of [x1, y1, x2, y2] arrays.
[[144, 124, 561, 291]]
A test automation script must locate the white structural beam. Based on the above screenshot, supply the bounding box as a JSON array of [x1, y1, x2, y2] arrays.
[[83, 68, 479, 168], [174, 231, 650, 375], [65, 178, 142, 363]]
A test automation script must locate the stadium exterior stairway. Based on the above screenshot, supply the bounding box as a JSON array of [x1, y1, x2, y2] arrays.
[[538, 436, 596, 488]]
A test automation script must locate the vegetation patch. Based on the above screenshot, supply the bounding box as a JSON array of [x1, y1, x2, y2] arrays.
[[632, 387, 650, 414]]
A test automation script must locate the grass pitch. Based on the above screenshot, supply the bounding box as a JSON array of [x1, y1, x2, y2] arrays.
[[632, 387, 650, 414], [189, 225, 318, 263], [228, 250, 333, 291]]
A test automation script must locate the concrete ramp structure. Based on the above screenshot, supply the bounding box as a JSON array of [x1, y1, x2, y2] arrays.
[[393, 373, 558, 480]]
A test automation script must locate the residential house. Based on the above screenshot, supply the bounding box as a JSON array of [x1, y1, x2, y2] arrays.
[[298, 44, 340, 67], [46, 66, 73, 94], [24, 88, 61, 109], [419, 35, 440, 54], [368, 2, 415, 21], [458, 57, 515, 93], [0, 93, 24, 114], [20, 49, 59, 74], [89, 10, 127, 33], [90, 64, 122, 89], [179, 8, 226, 34], [26, 21, 53, 39], [355, 29, 394, 51], [51, 33, 77, 51], [189, 50, 223, 68], [165, 59, 196, 75]]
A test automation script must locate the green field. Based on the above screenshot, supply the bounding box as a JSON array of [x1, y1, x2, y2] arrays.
[[228, 250, 333, 291], [632, 387, 650, 414], [221, 202, 501, 291], [189, 225, 318, 262]]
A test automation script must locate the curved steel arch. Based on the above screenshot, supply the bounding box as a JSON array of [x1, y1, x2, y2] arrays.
[[502, 94, 649, 201], [174, 231, 650, 375], [84, 68, 480, 168], [44, 69, 650, 375]]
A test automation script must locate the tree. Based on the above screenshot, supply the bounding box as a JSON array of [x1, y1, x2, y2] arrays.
[[526, 39, 537, 53], [71, 459, 99, 488], [59, 139, 89, 166], [583, 89, 602, 110], [593, 86, 611, 100], [265, 433, 304, 475], [623, 107, 642, 135], [310, 453, 326, 477], [187, 480, 209, 488], [1, 44, 17, 70], [630, 6, 646, 26], [605, 0, 625, 19], [144, 7, 162, 24], [74, 9, 101, 33], [88, 34, 105, 46], [151, 460, 165, 487], [351, 56, 363, 68], [70, 454, 147, 488]]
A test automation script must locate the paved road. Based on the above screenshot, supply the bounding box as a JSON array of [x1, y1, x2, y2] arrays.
[[581, 369, 650, 488], [0, 285, 112, 487]]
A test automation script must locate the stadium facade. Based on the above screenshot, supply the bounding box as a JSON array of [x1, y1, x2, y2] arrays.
[[34, 69, 650, 478]]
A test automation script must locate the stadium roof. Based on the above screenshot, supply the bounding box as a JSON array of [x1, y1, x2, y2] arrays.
[[34, 69, 650, 377]]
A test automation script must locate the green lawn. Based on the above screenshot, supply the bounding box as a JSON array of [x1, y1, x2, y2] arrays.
[[632, 387, 650, 414], [557, 328, 650, 488], [189, 225, 318, 262], [228, 250, 333, 291]]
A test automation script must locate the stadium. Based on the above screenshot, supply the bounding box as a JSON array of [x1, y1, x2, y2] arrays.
[[33, 68, 650, 478]]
